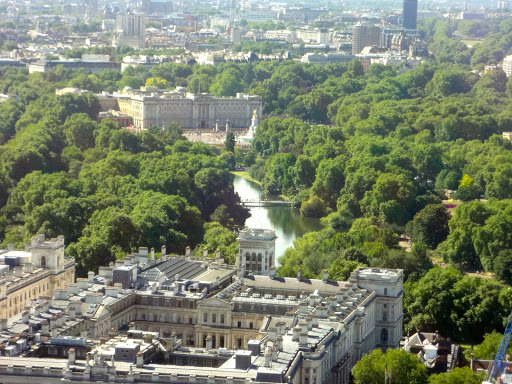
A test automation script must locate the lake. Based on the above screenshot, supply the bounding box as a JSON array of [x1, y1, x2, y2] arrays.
[[233, 174, 324, 265]]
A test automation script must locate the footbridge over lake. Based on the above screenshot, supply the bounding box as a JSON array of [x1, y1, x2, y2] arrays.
[[241, 199, 292, 207]]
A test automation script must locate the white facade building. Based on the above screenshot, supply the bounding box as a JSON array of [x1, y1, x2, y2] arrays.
[[236, 228, 277, 275], [503, 55, 512, 77], [117, 86, 262, 130]]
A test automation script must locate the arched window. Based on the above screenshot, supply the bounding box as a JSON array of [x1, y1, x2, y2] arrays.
[[246, 252, 250, 261], [41, 256, 46, 268], [220, 314, 225, 324], [305, 378, 309, 384], [381, 328, 388, 343], [252, 253, 257, 261], [384, 288, 388, 295], [203, 313, 208, 323]]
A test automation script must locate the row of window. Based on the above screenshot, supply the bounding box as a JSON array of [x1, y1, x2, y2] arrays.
[[203, 313, 225, 324], [9, 282, 49, 307]]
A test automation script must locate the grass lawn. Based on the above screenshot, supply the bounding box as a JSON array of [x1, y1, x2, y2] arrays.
[[231, 171, 262, 185], [231, 171, 291, 201], [461, 39, 483, 47]]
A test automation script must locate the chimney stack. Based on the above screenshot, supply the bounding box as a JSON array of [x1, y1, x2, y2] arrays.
[[69, 348, 76, 364], [299, 332, 308, 347], [24, 263, 33, 273], [297, 268, 301, 281], [87, 271, 94, 283], [136, 352, 144, 368], [276, 336, 283, 351], [292, 326, 300, 341], [322, 269, 328, 283]]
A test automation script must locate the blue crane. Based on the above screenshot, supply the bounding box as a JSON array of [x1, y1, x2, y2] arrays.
[[488, 310, 512, 382]]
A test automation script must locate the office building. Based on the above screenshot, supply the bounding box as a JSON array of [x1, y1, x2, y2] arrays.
[[352, 23, 381, 55], [0, 235, 75, 319], [0, 241, 404, 384], [28, 55, 118, 74], [113, 13, 146, 50], [403, 0, 418, 30]]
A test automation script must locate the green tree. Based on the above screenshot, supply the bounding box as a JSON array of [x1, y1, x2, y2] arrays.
[[408, 204, 451, 249], [464, 331, 512, 360], [428, 367, 485, 384], [67, 206, 139, 276], [352, 349, 428, 384], [494, 249, 512, 284], [210, 68, 244, 96], [225, 132, 235, 153], [63, 113, 97, 150], [300, 196, 327, 218], [455, 174, 481, 202]]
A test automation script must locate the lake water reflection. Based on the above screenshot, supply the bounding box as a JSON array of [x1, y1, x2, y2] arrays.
[[233, 174, 324, 265]]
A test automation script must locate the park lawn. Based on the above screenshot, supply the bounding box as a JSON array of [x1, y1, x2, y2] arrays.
[[231, 171, 261, 185]]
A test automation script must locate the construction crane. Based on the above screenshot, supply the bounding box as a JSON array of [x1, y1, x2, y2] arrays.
[[483, 310, 512, 384]]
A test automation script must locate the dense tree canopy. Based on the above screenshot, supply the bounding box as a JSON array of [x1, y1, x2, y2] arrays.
[[352, 349, 428, 384]]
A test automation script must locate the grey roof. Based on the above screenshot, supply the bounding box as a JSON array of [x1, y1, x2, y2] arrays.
[[243, 275, 350, 295], [142, 257, 205, 282]]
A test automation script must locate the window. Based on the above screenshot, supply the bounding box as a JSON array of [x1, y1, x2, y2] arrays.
[[262, 305, 267, 312], [212, 314, 216, 323], [189, 317, 193, 324], [177, 300, 182, 308], [383, 312, 388, 322], [41, 256, 46, 268], [238, 304, 242, 310], [153, 314, 158, 321], [204, 313, 208, 323], [384, 288, 388, 296], [153, 298, 159, 306], [250, 322, 253, 329], [238, 321, 242, 328], [141, 314, 146, 321], [220, 314, 225, 324], [380, 328, 388, 343], [189, 302, 194, 309]]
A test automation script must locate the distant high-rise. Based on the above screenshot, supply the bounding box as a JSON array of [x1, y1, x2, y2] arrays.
[[113, 13, 146, 49], [352, 23, 382, 55], [403, 0, 418, 30]]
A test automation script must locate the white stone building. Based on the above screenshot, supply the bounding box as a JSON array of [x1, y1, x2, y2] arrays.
[[116, 86, 262, 130], [236, 228, 277, 275], [0, 237, 403, 384]]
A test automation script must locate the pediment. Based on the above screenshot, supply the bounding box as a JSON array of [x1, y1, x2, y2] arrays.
[[198, 296, 230, 308]]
